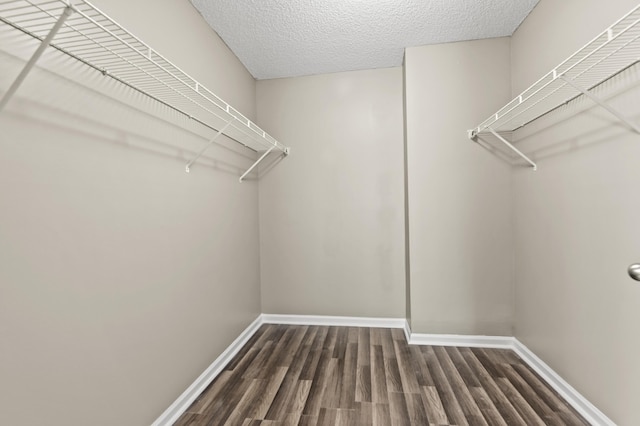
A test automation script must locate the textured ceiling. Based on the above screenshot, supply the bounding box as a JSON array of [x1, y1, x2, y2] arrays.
[[190, 0, 539, 80]]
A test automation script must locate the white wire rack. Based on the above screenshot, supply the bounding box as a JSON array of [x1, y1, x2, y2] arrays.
[[469, 4, 640, 170], [0, 0, 289, 180]]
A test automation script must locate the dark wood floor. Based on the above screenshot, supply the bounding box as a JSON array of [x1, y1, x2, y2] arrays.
[[174, 325, 588, 426]]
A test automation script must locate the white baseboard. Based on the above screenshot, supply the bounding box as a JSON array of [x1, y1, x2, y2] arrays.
[[403, 319, 412, 342], [408, 332, 515, 348], [512, 339, 615, 426], [405, 328, 614, 425], [261, 313, 406, 329], [151, 315, 263, 426], [152, 315, 612, 426]]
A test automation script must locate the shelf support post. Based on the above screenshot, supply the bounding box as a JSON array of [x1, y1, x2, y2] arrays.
[[239, 146, 275, 182], [185, 121, 233, 173], [559, 76, 640, 134], [0, 6, 74, 112], [486, 127, 537, 171]]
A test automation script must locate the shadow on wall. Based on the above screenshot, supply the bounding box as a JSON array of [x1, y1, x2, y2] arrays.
[[473, 64, 640, 168], [0, 47, 260, 180]]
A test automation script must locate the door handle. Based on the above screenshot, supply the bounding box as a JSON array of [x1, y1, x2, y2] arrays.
[[629, 264, 640, 281]]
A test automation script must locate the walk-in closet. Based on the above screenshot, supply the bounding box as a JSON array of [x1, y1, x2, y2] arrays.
[[1, 0, 639, 425]]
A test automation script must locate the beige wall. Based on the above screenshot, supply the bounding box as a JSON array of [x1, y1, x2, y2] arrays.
[[0, 0, 261, 425], [404, 38, 515, 335], [256, 68, 406, 318], [511, 0, 640, 424]]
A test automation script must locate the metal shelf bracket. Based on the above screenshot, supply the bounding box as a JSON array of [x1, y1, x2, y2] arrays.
[[467, 4, 639, 172], [185, 121, 233, 173], [559, 75, 640, 134], [0, 5, 73, 112], [239, 146, 275, 182], [482, 127, 538, 171], [0, 0, 290, 181]]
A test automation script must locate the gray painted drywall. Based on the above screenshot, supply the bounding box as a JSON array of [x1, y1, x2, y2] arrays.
[[511, 0, 640, 424], [0, 0, 261, 424], [256, 68, 406, 319], [404, 38, 515, 336]]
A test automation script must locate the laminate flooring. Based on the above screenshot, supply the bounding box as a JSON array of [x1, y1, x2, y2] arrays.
[[174, 324, 589, 425]]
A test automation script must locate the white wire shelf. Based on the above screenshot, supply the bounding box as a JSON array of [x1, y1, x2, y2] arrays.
[[0, 0, 289, 178], [469, 4, 640, 169]]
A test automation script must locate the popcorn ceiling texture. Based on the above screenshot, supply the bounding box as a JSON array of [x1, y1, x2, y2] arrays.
[[190, 0, 539, 80]]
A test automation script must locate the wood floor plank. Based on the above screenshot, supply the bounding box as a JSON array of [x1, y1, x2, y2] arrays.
[[434, 346, 488, 426], [421, 386, 449, 425], [460, 347, 527, 425], [410, 345, 435, 387], [370, 345, 389, 404], [394, 339, 420, 393], [356, 364, 372, 402], [372, 403, 391, 426], [298, 327, 329, 381], [317, 407, 337, 426], [422, 345, 469, 426], [388, 391, 411, 426], [471, 347, 506, 379], [185, 370, 231, 414], [336, 408, 357, 425], [348, 327, 359, 343], [369, 327, 382, 346], [176, 325, 590, 426], [339, 342, 357, 409], [357, 402, 374, 424], [380, 328, 396, 360], [383, 356, 404, 394], [333, 327, 348, 360], [287, 380, 313, 421], [242, 340, 276, 380], [355, 327, 372, 402], [298, 414, 317, 426], [173, 411, 201, 426], [470, 386, 509, 426], [499, 363, 565, 426], [280, 325, 310, 367], [357, 327, 371, 367], [223, 378, 270, 425], [302, 347, 334, 416], [251, 367, 289, 419], [497, 377, 547, 426], [405, 392, 429, 425], [391, 328, 405, 341], [256, 327, 297, 380], [264, 329, 316, 419], [324, 327, 338, 352], [446, 346, 481, 388], [512, 362, 588, 424], [225, 325, 270, 371], [198, 358, 256, 424], [320, 358, 342, 409]]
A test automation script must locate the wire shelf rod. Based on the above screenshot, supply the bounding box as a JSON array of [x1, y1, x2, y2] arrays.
[[492, 25, 640, 132], [0, 0, 288, 163], [471, 4, 640, 136]]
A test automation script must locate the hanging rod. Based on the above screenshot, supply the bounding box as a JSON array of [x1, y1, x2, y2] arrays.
[[0, 0, 289, 176], [468, 3, 640, 170]]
